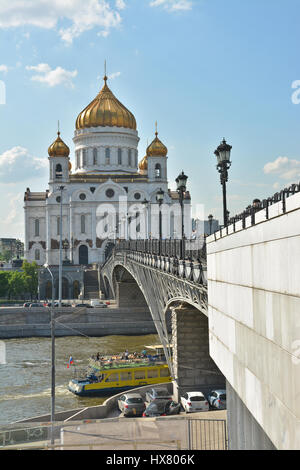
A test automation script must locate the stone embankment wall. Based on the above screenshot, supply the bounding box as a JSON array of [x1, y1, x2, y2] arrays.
[[0, 307, 158, 339], [207, 191, 300, 450]]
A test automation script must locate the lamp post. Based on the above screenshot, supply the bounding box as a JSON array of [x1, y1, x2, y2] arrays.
[[214, 138, 232, 227], [176, 171, 188, 259], [156, 187, 164, 236], [58, 186, 65, 307], [43, 263, 55, 446], [208, 214, 213, 235]]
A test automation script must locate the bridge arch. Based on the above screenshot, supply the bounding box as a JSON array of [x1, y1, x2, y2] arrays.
[[101, 252, 225, 399]]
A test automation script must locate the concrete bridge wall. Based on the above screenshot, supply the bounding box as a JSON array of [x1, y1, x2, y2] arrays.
[[207, 192, 300, 450]]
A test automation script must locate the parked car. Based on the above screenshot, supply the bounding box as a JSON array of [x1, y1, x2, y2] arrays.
[[29, 303, 45, 308], [117, 393, 146, 417], [145, 387, 172, 403], [90, 299, 108, 308], [180, 391, 209, 413], [74, 303, 93, 308], [143, 400, 181, 417], [23, 302, 31, 307], [207, 390, 227, 410], [91, 300, 107, 308]]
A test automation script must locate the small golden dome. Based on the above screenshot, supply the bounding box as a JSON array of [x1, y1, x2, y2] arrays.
[[76, 76, 137, 131], [146, 131, 168, 157], [139, 155, 148, 171], [48, 132, 70, 157], [68, 160, 72, 171]]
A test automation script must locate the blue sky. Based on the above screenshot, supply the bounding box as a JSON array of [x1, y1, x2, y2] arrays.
[[1, 0, 300, 240]]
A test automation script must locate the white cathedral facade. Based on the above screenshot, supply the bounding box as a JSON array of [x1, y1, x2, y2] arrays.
[[24, 75, 191, 299]]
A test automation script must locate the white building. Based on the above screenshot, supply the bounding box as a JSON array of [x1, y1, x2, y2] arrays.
[[24, 75, 191, 298]]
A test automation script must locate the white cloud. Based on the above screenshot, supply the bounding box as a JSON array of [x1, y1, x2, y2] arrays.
[[26, 63, 78, 88], [149, 0, 192, 11], [0, 65, 9, 73], [0, 0, 123, 44], [0, 147, 48, 183], [116, 0, 126, 9], [108, 71, 121, 80], [263, 156, 300, 181]]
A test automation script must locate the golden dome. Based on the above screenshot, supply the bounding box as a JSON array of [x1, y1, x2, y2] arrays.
[[48, 132, 70, 157], [76, 76, 137, 131], [139, 155, 148, 171], [146, 131, 168, 157]]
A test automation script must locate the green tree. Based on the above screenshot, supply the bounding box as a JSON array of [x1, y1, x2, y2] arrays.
[[8, 271, 26, 299], [0, 272, 10, 298], [22, 261, 39, 301], [0, 250, 12, 263]]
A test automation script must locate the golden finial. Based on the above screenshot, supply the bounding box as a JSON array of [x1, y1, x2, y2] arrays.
[[155, 121, 158, 137], [104, 60, 108, 84], [58, 120, 60, 136]]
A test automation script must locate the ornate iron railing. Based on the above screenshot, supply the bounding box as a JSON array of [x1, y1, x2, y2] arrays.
[[217, 182, 300, 233], [113, 238, 206, 262]]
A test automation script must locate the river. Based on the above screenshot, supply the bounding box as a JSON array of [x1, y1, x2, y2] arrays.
[[0, 334, 159, 425]]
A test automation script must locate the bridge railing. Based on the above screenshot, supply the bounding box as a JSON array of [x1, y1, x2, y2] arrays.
[[113, 238, 206, 262]]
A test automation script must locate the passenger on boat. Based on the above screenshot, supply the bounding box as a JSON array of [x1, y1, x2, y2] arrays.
[[124, 349, 129, 360]]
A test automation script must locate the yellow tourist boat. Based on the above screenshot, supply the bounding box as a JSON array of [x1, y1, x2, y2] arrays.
[[68, 351, 172, 397]]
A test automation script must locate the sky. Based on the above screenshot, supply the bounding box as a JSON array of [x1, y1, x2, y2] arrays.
[[1, 0, 300, 240]]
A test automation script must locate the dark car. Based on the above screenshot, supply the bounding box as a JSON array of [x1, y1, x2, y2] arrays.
[[145, 387, 172, 403], [29, 303, 44, 308], [143, 400, 181, 417], [74, 303, 93, 308]]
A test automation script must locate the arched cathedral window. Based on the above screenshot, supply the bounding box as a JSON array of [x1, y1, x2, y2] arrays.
[[105, 148, 110, 164], [82, 149, 87, 166], [35, 219, 40, 237], [128, 149, 132, 167], [81, 215, 86, 234], [55, 164, 62, 179], [35, 249, 40, 261], [155, 163, 161, 178], [93, 148, 98, 165], [118, 148, 122, 165]]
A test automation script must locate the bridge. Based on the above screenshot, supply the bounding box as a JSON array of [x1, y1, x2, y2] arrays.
[[101, 238, 225, 401], [102, 182, 300, 450]]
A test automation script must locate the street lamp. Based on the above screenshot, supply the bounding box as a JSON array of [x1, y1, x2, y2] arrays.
[[214, 138, 232, 227], [176, 171, 188, 258], [58, 185, 65, 307], [156, 189, 164, 240], [208, 214, 213, 235], [43, 263, 55, 447]]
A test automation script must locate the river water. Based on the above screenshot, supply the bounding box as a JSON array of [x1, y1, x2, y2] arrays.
[[0, 334, 159, 425]]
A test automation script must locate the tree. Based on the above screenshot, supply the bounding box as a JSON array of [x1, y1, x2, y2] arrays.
[[0, 250, 12, 263], [8, 271, 26, 299], [0, 272, 10, 298], [22, 261, 38, 300]]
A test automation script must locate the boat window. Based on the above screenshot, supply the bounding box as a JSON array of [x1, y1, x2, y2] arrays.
[[105, 372, 119, 382], [120, 371, 132, 381], [147, 369, 158, 378], [159, 367, 170, 377], [134, 370, 146, 380]]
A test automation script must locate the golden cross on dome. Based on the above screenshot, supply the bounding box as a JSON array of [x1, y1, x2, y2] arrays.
[[104, 60, 108, 83], [155, 121, 158, 136], [57, 120, 60, 136]]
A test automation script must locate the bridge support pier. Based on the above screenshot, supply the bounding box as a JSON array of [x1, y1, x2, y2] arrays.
[[171, 304, 225, 402]]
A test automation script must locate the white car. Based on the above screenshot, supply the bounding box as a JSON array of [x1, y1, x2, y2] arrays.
[[180, 391, 209, 413], [90, 299, 107, 308]]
